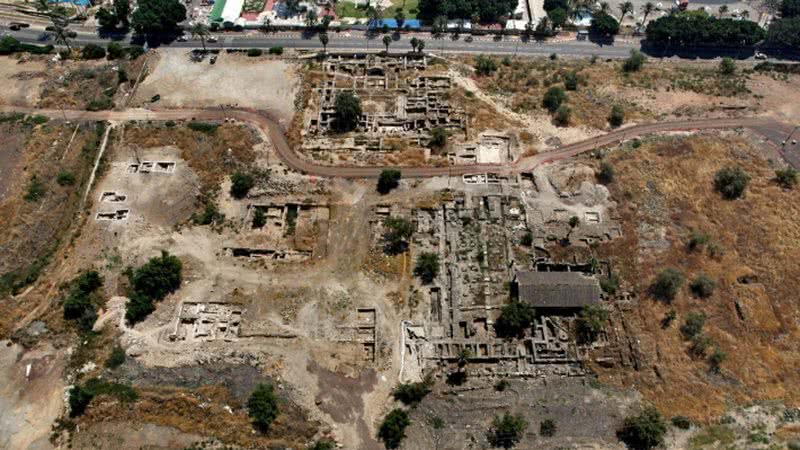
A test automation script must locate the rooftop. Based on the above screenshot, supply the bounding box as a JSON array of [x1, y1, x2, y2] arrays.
[[515, 271, 601, 309]]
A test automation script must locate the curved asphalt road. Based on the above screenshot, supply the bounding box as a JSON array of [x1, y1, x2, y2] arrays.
[[0, 106, 778, 178]]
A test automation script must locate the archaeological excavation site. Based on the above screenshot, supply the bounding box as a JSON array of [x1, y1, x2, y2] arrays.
[[0, 45, 799, 450]]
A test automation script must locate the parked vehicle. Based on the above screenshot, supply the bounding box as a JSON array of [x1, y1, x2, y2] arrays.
[[177, 35, 187, 42], [465, 36, 473, 42], [207, 36, 218, 43], [754, 51, 767, 60]]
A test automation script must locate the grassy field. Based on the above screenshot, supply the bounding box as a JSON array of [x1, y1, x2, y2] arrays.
[[335, 0, 419, 19]]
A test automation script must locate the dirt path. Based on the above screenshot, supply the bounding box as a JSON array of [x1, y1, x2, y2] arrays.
[[0, 106, 784, 178]]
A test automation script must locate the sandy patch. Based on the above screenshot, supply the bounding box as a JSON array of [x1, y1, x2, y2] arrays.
[[0, 56, 48, 106], [134, 49, 298, 124]]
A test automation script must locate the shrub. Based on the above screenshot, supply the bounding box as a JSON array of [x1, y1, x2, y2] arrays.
[[494, 300, 535, 338], [617, 406, 667, 450], [69, 378, 137, 417], [680, 311, 706, 339], [494, 379, 509, 391], [429, 127, 448, 150], [646, 14, 765, 48], [309, 440, 336, 450], [598, 161, 615, 184], [540, 418, 557, 437], [577, 304, 609, 342], [62, 270, 103, 332], [608, 105, 625, 127], [554, 105, 571, 126], [230, 171, 255, 199], [714, 166, 749, 199], [686, 231, 709, 252], [689, 334, 711, 357], [187, 121, 219, 134], [623, 49, 646, 73], [564, 71, 578, 90], [487, 412, 527, 448], [57, 171, 76, 186], [252, 207, 266, 228], [475, 54, 498, 76], [414, 252, 440, 283], [24, 175, 45, 201], [671, 415, 692, 430], [30, 114, 49, 125], [86, 97, 114, 111], [378, 409, 411, 449], [105, 345, 126, 368], [775, 167, 798, 189], [689, 274, 715, 298], [82, 44, 107, 60], [377, 169, 401, 194], [661, 310, 676, 328], [248, 383, 279, 433], [600, 273, 620, 295], [568, 216, 580, 228], [193, 199, 224, 225], [542, 86, 566, 112], [68, 385, 94, 417], [268, 46, 284, 55], [709, 347, 726, 373], [392, 378, 432, 405], [126, 45, 146, 59], [117, 68, 128, 83], [383, 217, 414, 254], [106, 42, 124, 59], [247, 48, 263, 57], [333, 91, 362, 133], [719, 57, 736, 75], [651, 268, 684, 302], [520, 230, 533, 247]]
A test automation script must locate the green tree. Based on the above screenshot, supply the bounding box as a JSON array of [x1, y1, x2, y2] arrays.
[[431, 15, 448, 36], [713, 166, 750, 199], [383, 217, 414, 254], [414, 252, 440, 283], [378, 409, 411, 449], [719, 57, 736, 75], [395, 9, 405, 28], [62, 270, 104, 332], [718, 4, 729, 17], [775, 167, 798, 189], [689, 274, 715, 298], [618, 1, 633, 20], [417, 39, 426, 52], [598, 161, 615, 183], [540, 418, 557, 437], [131, 0, 186, 36], [105, 345, 126, 368], [191, 23, 210, 51], [114, 0, 131, 27], [96, 7, 119, 30], [382, 34, 393, 52], [130, 251, 182, 301], [319, 32, 329, 52], [106, 42, 124, 59], [548, 7, 568, 28], [542, 86, 567, 112], [564, 71, 578, 90], [392, 377, 432, 405], [57, 171, 76, 186], [24, 175, 45, 202], [577, 304, 609, 342], [475, 54, 498, 76], [617, 406, 667, 450], [333, 91, 362, 133], [651, 268, 684, 302], [377, 169, 402, 194], [646, 14, 765, 48], [494, 300, 535, 338], [305, 9, 318, 27], [642, 2, 655, 24], [410, 36, 419, 51], [429, 127, 448, 150], [69, 384, 94, 417], [623, 49, 646, 72], [554, 105, 571, 126], [487, 412, 527, 448], [82, 44, 107, 59], [248, 383, 279, 433], [591, 11, 620, 36], [709, 347, 726, 373], [230, 171, 255, 199], [252, 208, 266, 228], [608, 105, 625, 127]]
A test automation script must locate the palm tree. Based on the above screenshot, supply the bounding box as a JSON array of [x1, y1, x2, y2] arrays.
[[382, 34, 392, 52], [191, 23, 210, 51], [410, 36, 419, 51], [598, 2, 610, 13], [618, 1, 633, 21], [319, 32, 329, 53], [416, 39, 425, 52], [305, 9, 318, 28], [718, 4, 728, 17], [261, 17, 273, 34], [642, 2, 655, 24]]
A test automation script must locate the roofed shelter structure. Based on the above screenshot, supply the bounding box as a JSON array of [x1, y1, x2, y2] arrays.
[[512, 271, 601, 313]]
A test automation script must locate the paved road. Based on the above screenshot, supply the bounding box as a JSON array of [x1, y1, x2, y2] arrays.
[[0, 25, 645, 59], [1, 106, 780, 178]]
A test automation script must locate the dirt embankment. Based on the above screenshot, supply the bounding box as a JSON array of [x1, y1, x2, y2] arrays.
[[590, 133, 800, 420]]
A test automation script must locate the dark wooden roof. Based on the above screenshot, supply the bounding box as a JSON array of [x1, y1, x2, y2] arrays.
[[515, 271, 601, 308]]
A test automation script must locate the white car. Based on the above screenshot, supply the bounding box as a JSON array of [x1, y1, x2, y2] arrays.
[[207, 36, 218, 43], [754, 51, 767, 60], [177, 35, 187, 42]]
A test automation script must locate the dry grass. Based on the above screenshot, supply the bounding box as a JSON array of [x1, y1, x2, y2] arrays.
[[589, 134, 800, 420], [38, 56, 146, 110], [121, 123, 258, 192], [81, 384, 318, 448]]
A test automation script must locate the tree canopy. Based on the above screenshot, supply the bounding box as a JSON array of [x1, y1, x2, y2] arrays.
[[414, 252, 440, 283], [417, 0, 517, 23], [645, 13, 765, 47], [494, 300, 536, 338], [378, 409, 411, 449], [781, 0, 800, 17], [131, 0, 186, 35], [333, 91, 362, 133], [487, 412, 528, 448], [617, 406, 667, 450], [125, 250, 182, 325], [766, 17, 800, 48], [377, 169, 401, 194], [591, 11, 620, 36], [248, 383, 279, 433]]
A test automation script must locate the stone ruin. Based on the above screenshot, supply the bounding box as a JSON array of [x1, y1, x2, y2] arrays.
[[305, 53, 466, 155]]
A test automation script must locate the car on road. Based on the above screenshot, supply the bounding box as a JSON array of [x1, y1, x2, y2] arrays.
[[465, 36, 473, 42], [207, 36, 218, 43], [9, 22, 29, 30], [177, 35, 187, 42], [754, 51, 767, 60]]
